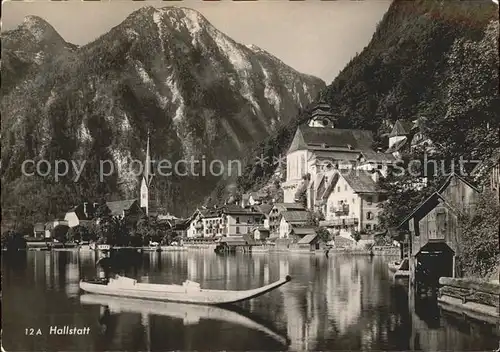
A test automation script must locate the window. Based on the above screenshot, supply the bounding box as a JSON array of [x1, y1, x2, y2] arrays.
[[337, 186, 340, 192], [366, 224, 372, 230], [366, 196, 373, 205], [344, 185, 348, 191], [366, 212, 374, 220], [352, 198, 355, 204], [236, 217, 240, 224], [236, 227, 240, 234]]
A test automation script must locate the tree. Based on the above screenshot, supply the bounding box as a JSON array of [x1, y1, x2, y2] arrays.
[[96, 216, 127, 246], [1, 230, 27, 251], [135, 216, 166, 246], [67, 225, 95, 243], [457, 190, 500, 278], [351, 231, 361, 242], [53, 225, 70, 244], [316, 227, 331, 243]]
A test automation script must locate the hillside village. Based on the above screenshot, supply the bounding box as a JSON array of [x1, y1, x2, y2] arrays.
[[17, 101, 499, 266]]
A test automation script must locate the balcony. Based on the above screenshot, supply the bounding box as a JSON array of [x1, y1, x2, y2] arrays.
[[331, 205, 350, 216], [320, 218, 359, 227]]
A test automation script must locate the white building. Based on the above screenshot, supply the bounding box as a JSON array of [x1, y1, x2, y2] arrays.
[[222, 205, 264, 236], [318, 169, 385, 236], [64, 202, 98, 228], [282, 125, 375, 207]]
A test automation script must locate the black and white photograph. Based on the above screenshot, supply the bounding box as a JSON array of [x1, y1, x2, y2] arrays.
[[1, 0, 499, 351]]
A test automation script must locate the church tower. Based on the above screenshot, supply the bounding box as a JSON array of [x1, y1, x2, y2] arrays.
[[307, 100, 336, 128], [140, 131, 153, 216]]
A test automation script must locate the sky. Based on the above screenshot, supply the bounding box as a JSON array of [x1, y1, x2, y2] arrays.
[[1, 0, 391, 83]]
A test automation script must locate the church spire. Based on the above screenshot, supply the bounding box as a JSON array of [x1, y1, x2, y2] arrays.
[[144, 129, 152, 186], [141, 129, 153, 215]]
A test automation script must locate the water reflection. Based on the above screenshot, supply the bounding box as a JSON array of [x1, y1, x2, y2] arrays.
[[1, 251, 499, 351], [81, 294, 289, 347]]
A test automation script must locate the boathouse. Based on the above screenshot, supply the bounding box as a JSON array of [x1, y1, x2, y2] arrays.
[[398, 173, 480, 287]]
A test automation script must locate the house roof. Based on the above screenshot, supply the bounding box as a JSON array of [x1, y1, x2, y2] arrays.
[[323, 170, 381, 196], [253, 204, 273, 216], [359, 150, 397, 163], [385, 138, 408, 154], [397, 192, 458, 230], [66, 202, 96, 221], [288, 126, 374, 154], [291, 227, 317, 236], [282, 211, 311, 223], [106, 199, 138, 216], [311, 151, 361, 162], [343, 170, 382, 193], [321, 173, 340, 200], [389, 120, 413, 137], [298, 234, 318, 244], [220, 234, 256, 246], [222, 204, 262, 216], [272, 203, 306, 211], [201, 209, 222, 218], [437, 172, 481, 195]]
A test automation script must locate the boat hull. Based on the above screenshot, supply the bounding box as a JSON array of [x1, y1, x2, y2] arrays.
[[79, 276, 291, 305]]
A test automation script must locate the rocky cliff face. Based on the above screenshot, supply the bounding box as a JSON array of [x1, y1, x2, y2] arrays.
[[1, 6, 325, 218]]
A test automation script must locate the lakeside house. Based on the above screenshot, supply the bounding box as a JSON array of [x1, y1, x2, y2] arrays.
[[397, 173, 481, 286], [250, 204, 273, 229], [289, 226, 317, 241], [33, 223, 45, 238], [279, 210, 313, 239], [268, 203, 306, 235], [295, 234, 322, 251], [252, 227, 270, 241], [222, 205, 264, 236], [64, 202, 98, 228], [202, 209, 224, 238], [185, 205, 264, 239], [318, 169, 386, 236]]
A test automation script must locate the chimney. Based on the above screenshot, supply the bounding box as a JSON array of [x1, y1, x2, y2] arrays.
[[83, 202, 88, 219]]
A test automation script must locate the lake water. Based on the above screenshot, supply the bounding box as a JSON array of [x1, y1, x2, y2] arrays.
[[1, 250, 498, 351]]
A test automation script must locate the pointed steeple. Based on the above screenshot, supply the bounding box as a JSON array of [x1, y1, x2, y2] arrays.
[[141, 129, 153, 215], [144, 129, 153, 186]]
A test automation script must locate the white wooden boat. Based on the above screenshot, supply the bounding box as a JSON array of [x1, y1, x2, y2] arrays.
[[80, 294, 289, 346], [79, 275, 291, 305]]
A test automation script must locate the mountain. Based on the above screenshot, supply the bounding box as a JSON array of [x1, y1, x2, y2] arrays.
[[0, 6, 324, 223], [1, 16, 78, 95], [236, 0, 499, 214]]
